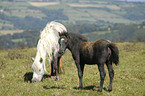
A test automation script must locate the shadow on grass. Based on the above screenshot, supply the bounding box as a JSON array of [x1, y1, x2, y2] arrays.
[[103, 87, 112, 92], [24, 72, 51, 83], [73, 86, 110, 92], [24, 72, 33, 83], [43, 86, 65, 89], [73, 85, 96, 91]]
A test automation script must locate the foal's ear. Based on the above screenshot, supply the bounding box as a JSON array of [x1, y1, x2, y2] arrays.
[[65, 33, 69, 38], [58, 32, 69, 38]]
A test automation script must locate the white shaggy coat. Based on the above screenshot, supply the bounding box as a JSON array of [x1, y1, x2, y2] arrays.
[[32, 21, 67, 82]]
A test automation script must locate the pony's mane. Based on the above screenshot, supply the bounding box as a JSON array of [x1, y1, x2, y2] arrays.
[[40, 21, 67, 39], [39, 21, 67, 57], [69, 33, 89, 42], [33, 21, 67, 74]]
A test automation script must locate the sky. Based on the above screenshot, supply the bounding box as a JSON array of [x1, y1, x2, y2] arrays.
[[119, 0, 145, 2]]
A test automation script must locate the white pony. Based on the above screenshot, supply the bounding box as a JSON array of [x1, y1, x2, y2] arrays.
[[31, 21, 67, 82]]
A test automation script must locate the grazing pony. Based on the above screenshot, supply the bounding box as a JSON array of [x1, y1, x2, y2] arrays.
[[59, 33, 119, 92], [31, 21, 67, 82]]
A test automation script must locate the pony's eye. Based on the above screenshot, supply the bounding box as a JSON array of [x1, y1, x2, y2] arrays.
[[39, 58, 43, 63]]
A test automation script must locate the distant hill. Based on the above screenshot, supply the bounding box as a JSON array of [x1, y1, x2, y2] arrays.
[[0, 0, 145, 49], [0, 21, 145, 49], [0, 0, 145, 30]]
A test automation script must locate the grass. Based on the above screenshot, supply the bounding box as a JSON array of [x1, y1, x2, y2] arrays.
[[11, 38, 26, 43], [0, 42, 145, 95]]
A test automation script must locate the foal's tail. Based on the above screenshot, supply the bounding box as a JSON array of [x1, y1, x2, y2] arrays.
[[108, 43, 119, 65]]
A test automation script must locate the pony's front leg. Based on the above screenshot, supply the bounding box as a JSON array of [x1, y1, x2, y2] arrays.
[[98, 64, 106, 92], [54, 57, 59, 81], [51, 60, 55, 77]]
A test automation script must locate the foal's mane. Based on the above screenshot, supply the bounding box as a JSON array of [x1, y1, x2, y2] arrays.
[[69, 33, 89, 42]]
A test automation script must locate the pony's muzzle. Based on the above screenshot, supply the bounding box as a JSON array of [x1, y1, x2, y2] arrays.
[[31, 76, 42, 82], [58, 50, 65, 55], [32, 71, 43, 82], [31, 78, 36, 82]]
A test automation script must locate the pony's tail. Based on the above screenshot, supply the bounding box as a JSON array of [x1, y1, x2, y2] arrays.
[[108, 43, 119, 65]]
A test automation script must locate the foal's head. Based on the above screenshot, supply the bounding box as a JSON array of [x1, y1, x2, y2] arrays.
[[58, 32, 89, 54], [58, 32, 69, 55]]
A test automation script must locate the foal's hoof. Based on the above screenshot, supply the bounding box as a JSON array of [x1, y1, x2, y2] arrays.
[[55, 77, 59, 81], [108, 88, 112, 92], [108, 86, 112, 92], [97, 88, 102, 92]]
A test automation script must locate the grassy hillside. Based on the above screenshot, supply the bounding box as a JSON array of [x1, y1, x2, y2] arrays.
[[0, 42, 145, 95], [0, 0, 145, 31]]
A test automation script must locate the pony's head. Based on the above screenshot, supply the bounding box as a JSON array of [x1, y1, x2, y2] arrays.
[[31, 57, 44, 82], [31, 49, 46, 82], [31, 40, 47, 82]]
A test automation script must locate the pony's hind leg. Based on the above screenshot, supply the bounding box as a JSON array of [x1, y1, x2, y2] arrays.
[[98, 64, 106, 92], [106, 61, 114, 92], [57, 56, 63, 74]]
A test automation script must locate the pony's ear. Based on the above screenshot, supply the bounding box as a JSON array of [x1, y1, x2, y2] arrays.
[[31, 57, 35, 62], [58, 32, 61, 37]]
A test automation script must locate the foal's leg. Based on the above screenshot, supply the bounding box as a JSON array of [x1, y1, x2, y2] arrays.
[[98, 64, 106, 92], [79, 63, 85, 89], [75, 60, 84, 89], [106, 61, 114, 92]]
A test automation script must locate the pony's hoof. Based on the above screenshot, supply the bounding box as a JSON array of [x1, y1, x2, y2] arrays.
[[51, 76, 54, 79], [55, 78, 59, 81]]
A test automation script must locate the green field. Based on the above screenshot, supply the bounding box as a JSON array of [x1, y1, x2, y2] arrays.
[[1, 0, 145, 31], [0, 42, 145, 95], [0, 30, 23, 36]]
